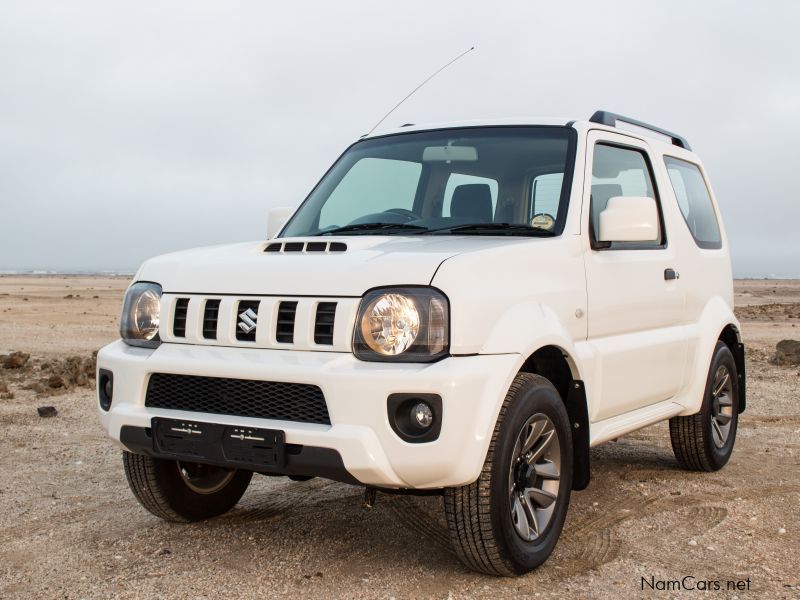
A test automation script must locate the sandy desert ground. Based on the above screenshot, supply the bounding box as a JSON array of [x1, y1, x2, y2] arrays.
[[0, 276, 798, 599]]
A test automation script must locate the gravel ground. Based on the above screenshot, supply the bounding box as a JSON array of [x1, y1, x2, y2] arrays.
[[0, 276, 798, 599]]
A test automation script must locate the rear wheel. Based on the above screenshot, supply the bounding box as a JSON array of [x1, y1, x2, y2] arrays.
[[444, 373, 573, 576], [123, 452, 252, 522], [669, 341, 739, 471]]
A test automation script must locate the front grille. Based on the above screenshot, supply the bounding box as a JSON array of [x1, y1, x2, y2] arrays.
[[173, 298, 189, 338], [145, 373, 331, 424], [276, 301, 297, 343], [203, 300, 220, 339], [236, 300, 260, 342], [314, 302, 337, 345], [162, 293, 354, 351]]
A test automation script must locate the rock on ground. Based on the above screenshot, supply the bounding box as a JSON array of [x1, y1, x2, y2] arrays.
[[36, 405, 58, 418], [1, 351, 30, 369], [47, 374, 67, 389], [47, 354, 97, 387], [775, 339, 800, 366], [24, 354, 98, 395]]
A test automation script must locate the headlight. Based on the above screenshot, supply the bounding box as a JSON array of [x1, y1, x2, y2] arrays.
[[353, 287, 449, 362], [120, 281, 162, 348]]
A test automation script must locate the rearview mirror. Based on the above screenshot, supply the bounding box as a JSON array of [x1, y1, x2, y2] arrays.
[[598, 196, 659, 243], [267, 206, 294, 239], [422, 145, 478, 162]]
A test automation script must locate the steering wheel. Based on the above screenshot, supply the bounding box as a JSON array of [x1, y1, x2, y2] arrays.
[[383, 208, 418, 221]]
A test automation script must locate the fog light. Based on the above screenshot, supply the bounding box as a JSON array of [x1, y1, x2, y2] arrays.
[[387, 393, 442, 443], [98, 369, 113, 411], [412, 402, 433, 428]]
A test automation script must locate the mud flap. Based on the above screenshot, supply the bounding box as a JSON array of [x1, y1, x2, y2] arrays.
[[733, 342, 746, 413], [566, 380, 590, 491]]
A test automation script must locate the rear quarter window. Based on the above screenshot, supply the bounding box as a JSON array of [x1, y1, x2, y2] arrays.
[[664, 157, 722, 249]]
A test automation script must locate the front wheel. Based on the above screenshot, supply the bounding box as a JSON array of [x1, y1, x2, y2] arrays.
[[444, 373, 573, 576], [123, 452, 253, 522]]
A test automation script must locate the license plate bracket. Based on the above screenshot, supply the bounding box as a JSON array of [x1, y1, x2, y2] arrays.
[[152, 418, 285, 469]]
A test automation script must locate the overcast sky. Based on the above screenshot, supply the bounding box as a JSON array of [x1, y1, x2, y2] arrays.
[[1, 1, 798, 276]]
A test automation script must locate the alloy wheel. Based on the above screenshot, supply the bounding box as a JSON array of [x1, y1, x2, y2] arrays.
[[177, 461, 237, 495], [508, 413, 562, 542], [710, 365, 734, 448]]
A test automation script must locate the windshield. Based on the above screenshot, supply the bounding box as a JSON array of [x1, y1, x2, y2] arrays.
[[281, 126, 577, 237]]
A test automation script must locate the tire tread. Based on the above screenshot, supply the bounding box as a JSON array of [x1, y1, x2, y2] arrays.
[[669, 341, 738, 472], [123, 451, 189, 522], [444, 373, 548, 576], [669, 413, 715, 471]]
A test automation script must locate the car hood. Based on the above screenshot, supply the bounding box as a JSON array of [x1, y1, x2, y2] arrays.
[[135, 236, 533, 297]]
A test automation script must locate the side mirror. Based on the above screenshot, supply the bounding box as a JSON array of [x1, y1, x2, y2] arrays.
[[598, 196, 659, 243], [266, 206, 294, 239]]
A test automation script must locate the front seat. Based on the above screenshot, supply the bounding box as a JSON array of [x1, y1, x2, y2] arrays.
[[450, 183, 493, 222]]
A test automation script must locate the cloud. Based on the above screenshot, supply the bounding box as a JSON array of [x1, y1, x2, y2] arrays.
[[0, 0, 798, 275]]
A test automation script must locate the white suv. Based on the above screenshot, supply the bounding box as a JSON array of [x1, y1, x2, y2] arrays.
[[97, 111, 745, 576]]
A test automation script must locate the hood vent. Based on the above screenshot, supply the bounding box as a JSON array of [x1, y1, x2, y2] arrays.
[[264, 241, 347, 253]]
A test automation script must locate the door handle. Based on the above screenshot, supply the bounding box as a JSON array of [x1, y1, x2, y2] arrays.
[[664, 268, 680, 281]]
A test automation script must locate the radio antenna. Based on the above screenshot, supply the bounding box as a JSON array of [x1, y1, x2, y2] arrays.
[[365, 46, 476, 136]]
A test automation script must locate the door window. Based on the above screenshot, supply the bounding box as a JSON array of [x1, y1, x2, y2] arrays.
[[590, 143, 664, 247]]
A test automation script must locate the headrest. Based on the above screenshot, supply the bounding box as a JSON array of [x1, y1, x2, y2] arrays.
[[451, 184, 493, 222], [591, 184, 623, 213]]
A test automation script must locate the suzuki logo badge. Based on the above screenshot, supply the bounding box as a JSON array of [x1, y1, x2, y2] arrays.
[[238, 308, 258, 334]]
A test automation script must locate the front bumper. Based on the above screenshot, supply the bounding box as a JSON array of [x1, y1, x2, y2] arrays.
[[97, 340, 520, 488]]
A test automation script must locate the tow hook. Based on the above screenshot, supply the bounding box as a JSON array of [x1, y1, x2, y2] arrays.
[[362, 487, 377, 509]]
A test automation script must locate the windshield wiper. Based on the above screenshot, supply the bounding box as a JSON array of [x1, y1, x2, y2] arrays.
[[316, 222, 428, 236], [418, 223, 556, 236]]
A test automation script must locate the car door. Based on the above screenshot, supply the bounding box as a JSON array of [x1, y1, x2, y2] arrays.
[[583, 131, 687, 422]]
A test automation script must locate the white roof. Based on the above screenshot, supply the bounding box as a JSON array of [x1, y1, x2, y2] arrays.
[[363, 117, 574, 139], [362, 116, 697, 159]]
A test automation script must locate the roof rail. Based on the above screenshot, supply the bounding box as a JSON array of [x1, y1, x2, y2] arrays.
[[589, 110, 691, 151]]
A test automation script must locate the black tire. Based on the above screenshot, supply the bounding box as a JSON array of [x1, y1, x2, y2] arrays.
[[669, 341, 739, 471], [444, 373, 573, 576], [123, 452, 252, 522]]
